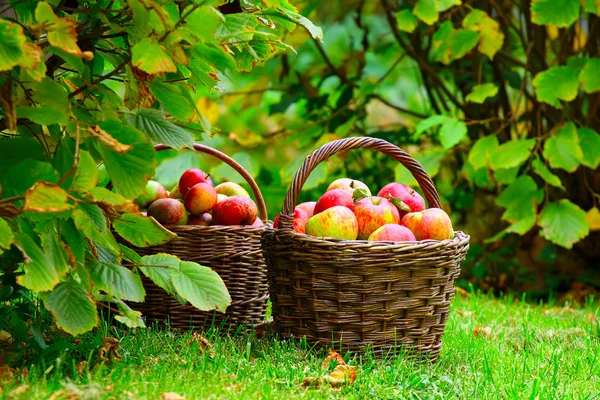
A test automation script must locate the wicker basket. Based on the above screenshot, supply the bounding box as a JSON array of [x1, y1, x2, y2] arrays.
[[261, 137, 470, 359], [120, 143, 270, 331]]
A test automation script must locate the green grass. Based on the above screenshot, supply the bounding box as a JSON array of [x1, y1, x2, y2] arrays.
[[4, 292, 600, 399]]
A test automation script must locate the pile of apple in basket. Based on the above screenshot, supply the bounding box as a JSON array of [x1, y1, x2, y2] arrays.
[[274, 178, 454, 242]]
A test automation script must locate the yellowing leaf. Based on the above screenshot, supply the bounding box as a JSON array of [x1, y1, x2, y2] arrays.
[[396, 9, 418, 33], [532, 66, 579, 108], [161, 393, 186, 400], [474, 325, 492, 338], [132, 38, 177, 75], [87, 125, 133, 154], [304, 365, 358, 388], [463, 9, 505, 59], [414, 0, 438, 25], [466, 83, 499, 103], [195, 97, 220, 125], [0, 19, 27, 72], [587, 208, 600, 231], [24, 181, 71, 213]]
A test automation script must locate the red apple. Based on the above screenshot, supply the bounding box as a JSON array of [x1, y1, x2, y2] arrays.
[[184, 183, 217, 216], [215, 182, 250, 198], [401, 208, 454, 240], [212, 196, 258, 225], [273, 208, 310, 233], [147, 198, 188, 225], [314, 189, 354, 214], [296, 201, 317, 218], [179, 168, 213, 198], [378, 182, 426, 218], [305, 206, 358, 240], [327, 178, 371, 195], [368, 224, 416, 242], [353, 196, 400, 240], [134, 180, 168, 208], [188, 213, 212, 226]]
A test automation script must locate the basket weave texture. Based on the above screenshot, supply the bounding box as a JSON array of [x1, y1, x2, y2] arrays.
[[261, 137, 470, 359], [120, 144, 270, 331]]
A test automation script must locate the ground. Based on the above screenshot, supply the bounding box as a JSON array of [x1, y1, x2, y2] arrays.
[[3, 292, 599, 399]]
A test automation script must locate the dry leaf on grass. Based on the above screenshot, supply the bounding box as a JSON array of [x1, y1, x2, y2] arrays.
[[161, 392, 186, 400], [0, 365, 14, 382], [8, 384, 30, 398], [474, 326, 492, 338], [75, 361, 87, 375], [191, 332, 214, 359], [455, 287, 471, 297], [456, 310, 473, 317], [303, 350, 357, 388], [98, 337, 122, 364], [321, 350, 345, 370]]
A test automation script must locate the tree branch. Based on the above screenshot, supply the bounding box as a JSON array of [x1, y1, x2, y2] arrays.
[[68, 59, 129, 98]]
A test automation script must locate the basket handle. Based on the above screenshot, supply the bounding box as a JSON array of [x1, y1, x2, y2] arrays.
[[279, 137, 440, 229], [108, 143, 269, 222]]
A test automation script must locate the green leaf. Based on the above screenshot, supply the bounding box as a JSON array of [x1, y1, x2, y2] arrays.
[[113, 213, 177, 248], [71, 150, 98, 192], [44, 279, 98, 335], [2, 160, 59, 198], [414, 114, 447, 137], [120, 244, 142, 264], [395, 148, 444, 187], [113, 299, 146, 328], [466, 83, 499, 103], [435, 0, 461, 12], [15, 233, 60, 292], [468, 136, 499, 169], [41, 231, 71, 277], [127, 0, 151, 37], [15, 106, 67, 126], [0, 19, 26, 72], [73, 203, 120, 255], [542, 122, 583, 172], [131, 38, 177, 75], [147, 81, 196, 122], [23, 181, 71, 213], [211, 151, 259, 184], [462, 9, 504, 59], [0, 137, 48, 176], [278, 4, 323, 40], [30, 77, 69, 114], [187, 58, 222, 92], [0, 218, 14, 249], [531, 0, 580, 27], [578, 127, 600, 169], [532, 158, 564, 189], [128, 109, 195, 150], [138, 253, 180, 296], [90, 261, 145, 302], [180, 5, 222, 44], [579, 58, 600, 93], [489, 139, 536, 170], [583, 0, 600, 14], [431, 21, 480, 65], [532, 66, 579, 108], [35, 2, 89, 59], [413, 0, 438, 25], [61, 218, 85, 268], [171, 261, 231, 312], [539, 200, 589, 249], [439, 118, 467, 149], [87, 187, 129, 206], [496, 175, 544, 235], [396, 9, 418, 33], [96, 120, 157, 199]]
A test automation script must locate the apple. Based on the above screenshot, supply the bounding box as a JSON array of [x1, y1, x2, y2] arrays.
[[217, 194, 229, 203], [353, 196, 401, 240], [134, 180, 168, 208], [314, 189, 354, 214], [212, 196, 258, 225], [169, 184, 182, 199], [184, 182, 217, 215], [188, 213, 212, 226], [273, 208, 310, 233], [378, 182, 426, 218], [305, 206, 358, 240], [368, 224, 416, 242], [251, 218, 265, 227], [147, 198, 188, 225], [296, 201, 317, 218], [327, 178, 371, 195], [401, 208, 454, 240], [215, 182, 250, 198], [179, 168, 213, 198]]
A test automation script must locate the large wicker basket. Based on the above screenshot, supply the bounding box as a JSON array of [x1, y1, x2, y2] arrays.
[[261, 137, 469, 359], [120, 143, 270, 331]]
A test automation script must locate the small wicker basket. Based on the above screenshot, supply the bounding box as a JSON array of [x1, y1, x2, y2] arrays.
[[119, 143, 270, 331], [261, 137, 469, 359]]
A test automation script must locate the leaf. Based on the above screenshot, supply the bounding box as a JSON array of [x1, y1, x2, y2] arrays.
[[147, 81, 197, 122], [35, 2, 92, 60], [20, 43, 46, 81], [462, 9, 505, 59], [71, 150, 99, 192], [414, 114, 447, 137], [138, 253, 180, 296], [15, 233, 60, 292], [0, 19, 26, 72], [41, 230, 72, 277], [578, 127, 600, 169], [87, 125, 132, 154], [15, 106, 67, 125], [468, 136, 499, 169], [30, 77, 69, 114], [2, 160, 59, 198], [489, 139, 535, 170], [0, 218, 14, 249], [128, 109, 195, 150], [90, 262, 145, 302], [44, 279, 98, 335], [586, 208, 600, 231], [396, 9, 418, 33], [131, 38, 177, 75], [532, 66, 579, 108], [187, 58, 222, 92], [435, 0, 461, 12], [73, 203, 120, 255], [538, 200, 589, 249], [395, 148, 445, 187], [474, 326, 492, 338], [579, 58, 600, 93], [171, 261, 231, 312], [304, 364, 358, 388], [583, 0, 600, 14], [496, 175, 544, 234], [113, 299, 146, 328], [466, 83, 499, 103], [0, 137, 48, 176], [87, 187, 129, 206], [542, 123, 583, 172], [431, 21, 480, 65], [113, 213, 177, 247], [413, 0, 438, 25], [96, 120, 157, 199], [439, 118, 467, 149], [279, 4, 323, 40], [532, 158, 564, 189], [531, 0, 580, 27], [24, 182, 71, 213]]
